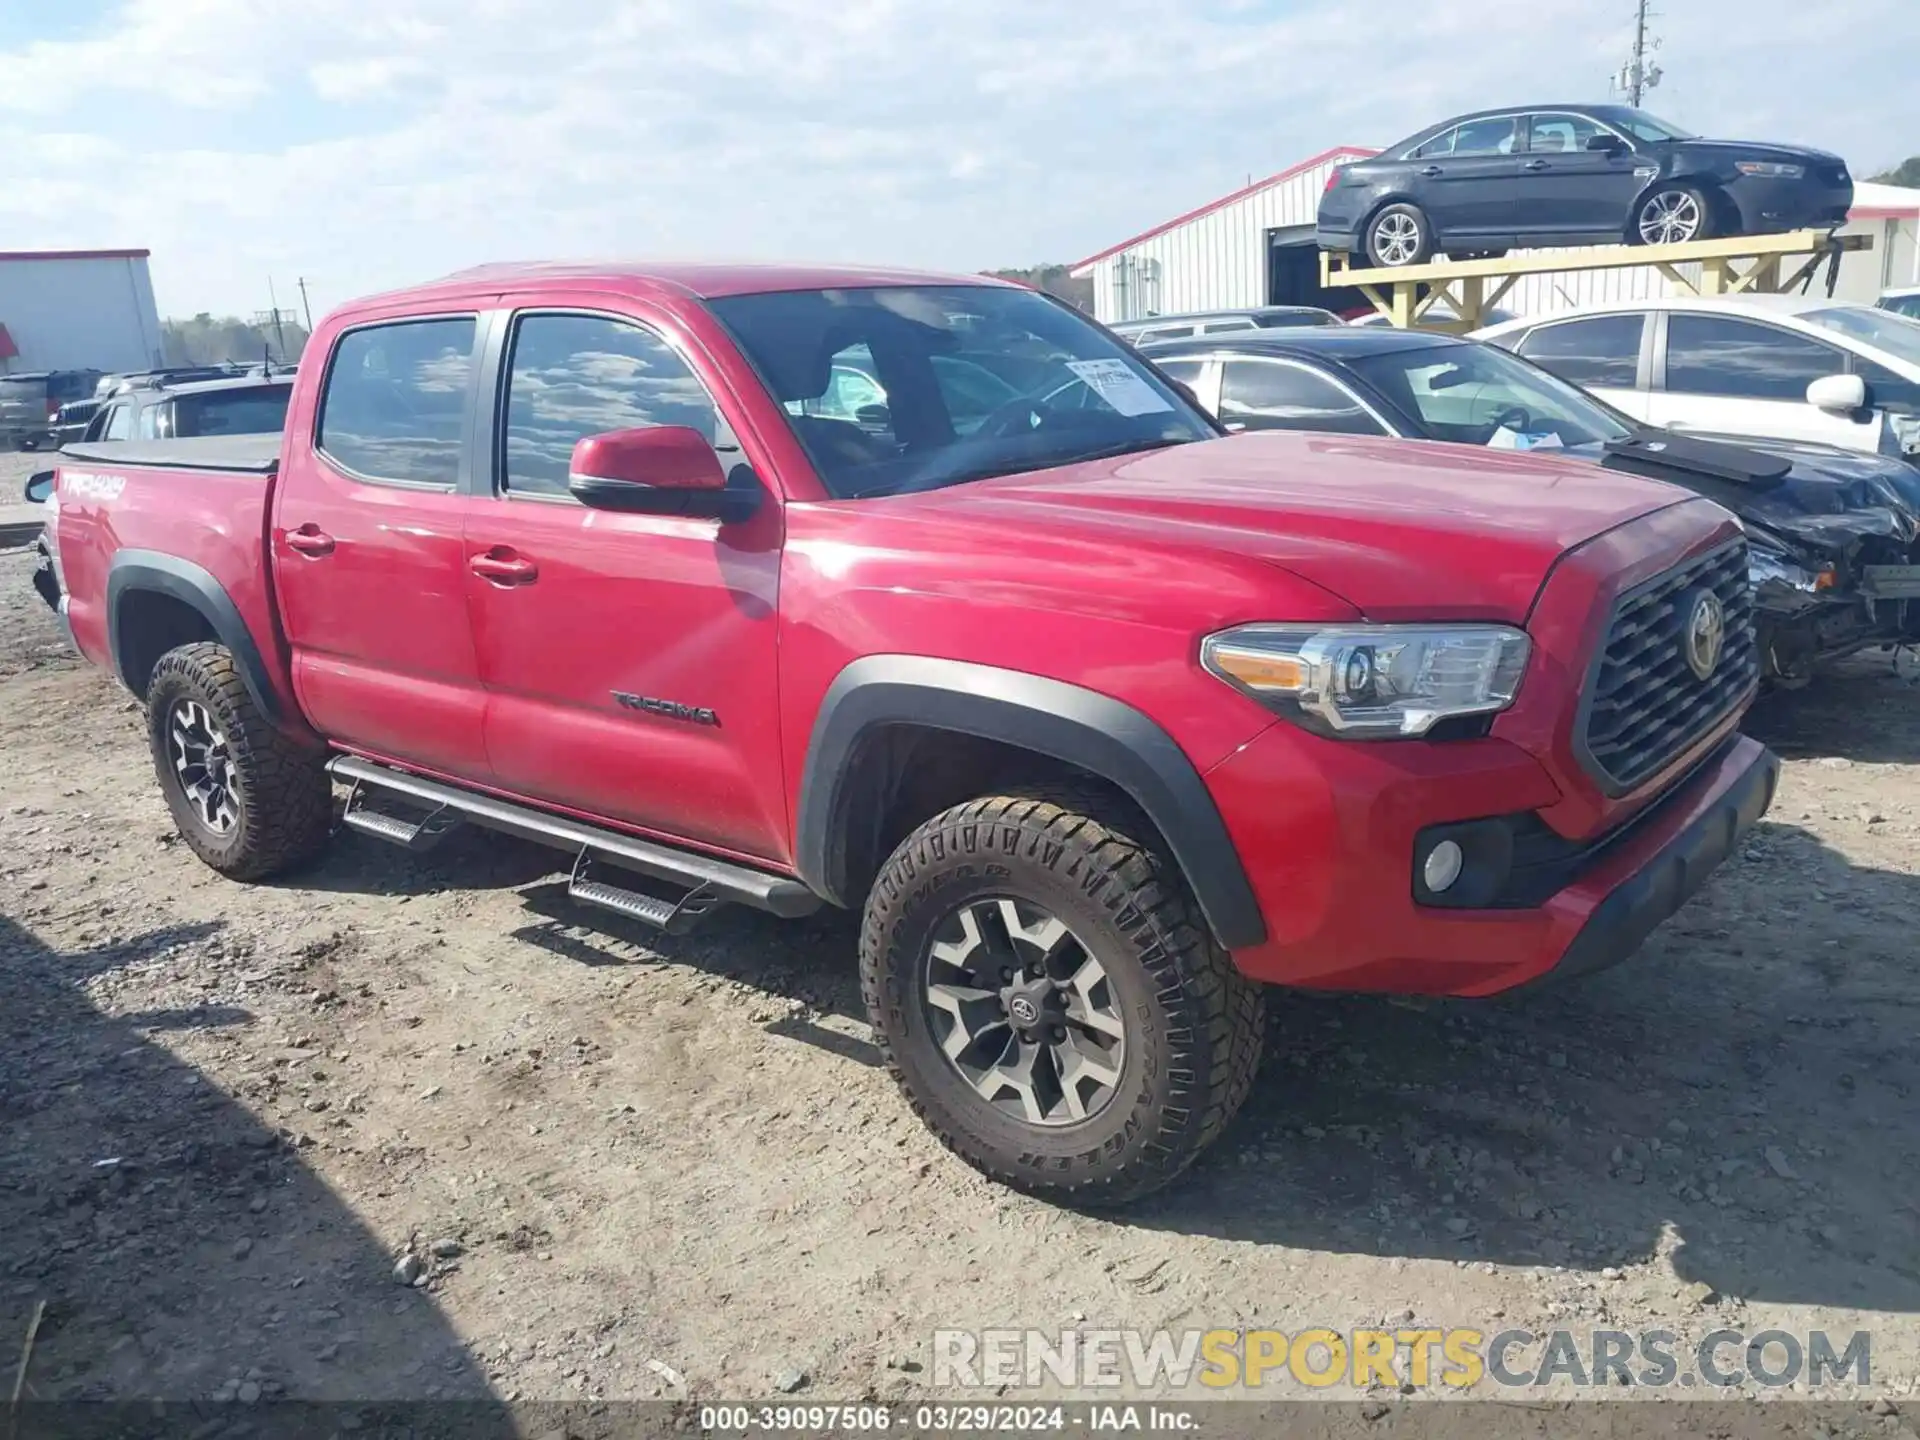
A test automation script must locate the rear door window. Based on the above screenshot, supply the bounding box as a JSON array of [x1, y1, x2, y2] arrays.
[[1515, 314, 1646, 388], [1218, 359, 1389, 435], [317, 317, 478, 486], [1663, 316, 1843, 400]]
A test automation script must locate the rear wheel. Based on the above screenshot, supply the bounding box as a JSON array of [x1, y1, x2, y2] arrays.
[[1365, 203, 1434, 268], [1634, 185, 1713, 246], [145, 642, 332, 880], [860, 790, 1265, 1204]]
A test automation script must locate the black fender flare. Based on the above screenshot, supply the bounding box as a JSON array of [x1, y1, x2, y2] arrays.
[[106, 550, 285, 725], [794, 655, 1267, 951]]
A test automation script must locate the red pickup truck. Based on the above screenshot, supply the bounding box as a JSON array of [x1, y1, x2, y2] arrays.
[[34, 262, 1777, 1202]]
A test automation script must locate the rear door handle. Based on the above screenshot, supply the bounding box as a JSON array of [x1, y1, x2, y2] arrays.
[[469, 548, 539, 586], [286, 524, 335, 557], [1418, 165, 1443, 178], [1522, 159, 1551, 171]]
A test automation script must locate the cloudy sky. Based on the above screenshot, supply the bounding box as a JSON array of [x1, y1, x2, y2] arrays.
[[1, 0, 1914, 320]]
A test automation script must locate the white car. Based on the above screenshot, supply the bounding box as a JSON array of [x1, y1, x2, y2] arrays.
[[1882, 286, 1920, 321], [1473, 295, 1920, 462]]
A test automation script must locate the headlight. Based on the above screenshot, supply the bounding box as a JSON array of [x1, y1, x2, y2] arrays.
[[1200, 623, 1531, 738], [1735, 161, 1804, 178]]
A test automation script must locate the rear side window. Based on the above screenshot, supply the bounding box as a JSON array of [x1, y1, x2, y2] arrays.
[[168, 387, 292, 438], [1664, 316, 1841, 401], [101, 403, 134, 441], [318, 317, 477, 486], [1515, 315, 1645, 389], [1418, 117, 1520, 158], [1219, 359, 1388, 435], [501, 313, 720, 498]]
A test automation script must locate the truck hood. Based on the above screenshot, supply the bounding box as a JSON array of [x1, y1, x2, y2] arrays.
[[928, 432, 1691, 623]]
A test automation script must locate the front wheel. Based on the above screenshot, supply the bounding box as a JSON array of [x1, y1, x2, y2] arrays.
[[145, 642, 333, 880], [1634, 185, 1713, 246], [860, 791, 1265, 1205]]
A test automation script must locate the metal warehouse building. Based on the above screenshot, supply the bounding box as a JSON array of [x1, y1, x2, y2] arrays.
[[1070, 147, 1920, 324], [0, 248, 163, 375]]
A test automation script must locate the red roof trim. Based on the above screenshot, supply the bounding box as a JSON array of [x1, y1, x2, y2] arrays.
[[1852, 205, 1920, 220], [1070, 146, 1379, 272], [0, 248, 150, 262]]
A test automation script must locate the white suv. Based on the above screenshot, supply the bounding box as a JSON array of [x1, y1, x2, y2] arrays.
[[1474, 296, 1920, 463]]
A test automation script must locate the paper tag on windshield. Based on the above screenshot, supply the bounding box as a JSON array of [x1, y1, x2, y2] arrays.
[[1065, 359, 1174, 417], [1487, 426, 1564, 452]]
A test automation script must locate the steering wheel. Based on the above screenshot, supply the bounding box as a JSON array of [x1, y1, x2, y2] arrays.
[[976, 398, 1053, 440], [1491, 405, 1533, 432]]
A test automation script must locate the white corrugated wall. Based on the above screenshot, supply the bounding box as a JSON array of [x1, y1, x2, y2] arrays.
[[1080, 152, 1369, 322], [0, 254, 163, 373]]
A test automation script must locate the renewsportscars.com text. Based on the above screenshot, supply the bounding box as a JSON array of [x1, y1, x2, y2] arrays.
[[933, 1327, 1872, 1392]]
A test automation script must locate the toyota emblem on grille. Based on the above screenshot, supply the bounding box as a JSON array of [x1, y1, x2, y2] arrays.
[[1682, 589, 1726, 681]]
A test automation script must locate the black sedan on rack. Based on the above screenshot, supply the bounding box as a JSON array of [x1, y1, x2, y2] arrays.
[[1141, 327, 1920, 686], [1317, 105, 1853, 269]]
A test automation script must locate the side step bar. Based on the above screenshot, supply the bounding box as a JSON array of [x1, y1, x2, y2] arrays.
[[327, 756, 822, 922]]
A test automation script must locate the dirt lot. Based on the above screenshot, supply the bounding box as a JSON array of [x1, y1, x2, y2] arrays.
[[3, 484, 1919, 1418]]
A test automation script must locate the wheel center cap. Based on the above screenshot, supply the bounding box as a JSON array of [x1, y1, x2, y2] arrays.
[[1001, 976, 1057, 1031]]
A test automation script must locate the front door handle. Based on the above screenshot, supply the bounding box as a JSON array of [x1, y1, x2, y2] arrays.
[[286, 524, 335, 557], [469, 548, 539, 586], [1418, 165, 1443, 178], [1522, 159, 1551, 171]]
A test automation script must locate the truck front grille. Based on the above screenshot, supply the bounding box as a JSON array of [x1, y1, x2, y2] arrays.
[[1577, 540, 1757, 795]]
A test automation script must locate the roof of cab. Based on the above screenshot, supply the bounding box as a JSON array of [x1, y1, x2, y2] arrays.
[[353, 261, 1018, 308]]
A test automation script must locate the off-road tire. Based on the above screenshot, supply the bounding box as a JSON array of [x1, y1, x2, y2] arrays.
[[145, 642, 332, 880], [860, 789, 1265, 1205]]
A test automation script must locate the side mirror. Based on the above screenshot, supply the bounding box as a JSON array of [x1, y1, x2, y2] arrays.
[[1806, 373, 1868, 415], [24, 470, 54, 504], [853, 404, 892, 431], [568, 425, 755, 521], [1585, 133, 1626, 154]]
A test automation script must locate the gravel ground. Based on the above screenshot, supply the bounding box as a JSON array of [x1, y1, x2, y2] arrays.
[[2, 511, 1918, 1420]]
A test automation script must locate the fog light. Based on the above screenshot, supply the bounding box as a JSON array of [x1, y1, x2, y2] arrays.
[[1423, 839, 1464, 894]]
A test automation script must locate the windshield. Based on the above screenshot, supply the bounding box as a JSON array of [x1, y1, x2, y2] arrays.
[[1804, 306, 1920, 368], [1348, 341, 1633, 448], [1611, 108, 1693, 143], [706, 285, 1216, 499], [159, 386, 292, 438]]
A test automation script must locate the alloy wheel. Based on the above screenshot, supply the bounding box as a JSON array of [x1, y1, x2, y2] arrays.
[[168, 698, 240, 834], [1371, 212, 1423, 266], [922, 896, 1127, 1127], [1639, 191, 1702, 245]]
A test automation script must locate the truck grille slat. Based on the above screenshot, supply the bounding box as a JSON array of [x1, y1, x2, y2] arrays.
[[1576, 541, 1757, 793]]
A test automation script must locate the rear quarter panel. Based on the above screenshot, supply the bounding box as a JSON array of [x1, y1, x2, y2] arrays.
[[53, 458, 296, 719]]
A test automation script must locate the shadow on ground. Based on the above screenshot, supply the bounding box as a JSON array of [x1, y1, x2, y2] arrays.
[[0, 914, 507, 1407], [267, 672, 1920, 1320]]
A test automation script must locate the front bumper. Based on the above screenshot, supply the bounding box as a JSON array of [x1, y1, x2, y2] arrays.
[[1210, 724, 1777, 997], [1721, 174, 1852, 232], [1518, 735, 1776, 987]]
